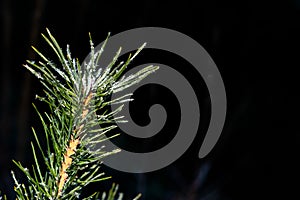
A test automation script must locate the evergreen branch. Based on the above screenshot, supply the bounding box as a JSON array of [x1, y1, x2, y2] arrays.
[[11, 29, 158, 199]]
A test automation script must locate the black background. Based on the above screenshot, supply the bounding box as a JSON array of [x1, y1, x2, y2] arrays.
[[0, 0, 299, 199]]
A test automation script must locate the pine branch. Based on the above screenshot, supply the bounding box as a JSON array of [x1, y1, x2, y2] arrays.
[[10, 29, 159, 199]]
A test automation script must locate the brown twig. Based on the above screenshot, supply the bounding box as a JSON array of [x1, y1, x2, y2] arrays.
[[56, 92, 93, 197], [57, 135, 80, 197]]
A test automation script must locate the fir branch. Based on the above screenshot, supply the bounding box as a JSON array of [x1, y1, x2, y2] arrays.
[[11, 29, 159, 199]]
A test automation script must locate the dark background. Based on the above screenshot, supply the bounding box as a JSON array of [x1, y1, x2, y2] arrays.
[[0, 0, 299, 199]]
